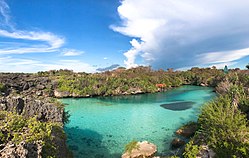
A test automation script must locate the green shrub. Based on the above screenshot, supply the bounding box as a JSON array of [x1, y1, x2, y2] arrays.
[[246, 63, 249, 69], [183, 140, 200, 158], [62, 110, 70, 124], [0, 111, 63, 157], [227, 84, 245, 99], [125, 140, 139, 154], [0, 83, 6, 93], [198, 95, 249, 157], [239, 97, 249, 113]]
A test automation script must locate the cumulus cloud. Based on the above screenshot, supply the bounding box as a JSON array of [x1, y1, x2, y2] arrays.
[[0, 57, 96, 73], [112, 0, 249, 69], [123, 39, 143, 68], [61, 49, 84, 56]]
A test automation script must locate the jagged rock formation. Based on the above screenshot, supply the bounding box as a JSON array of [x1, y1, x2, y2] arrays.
[[0, 73, 71, 158], [0, 73, 55, 98], [0, 96, 63, 123], [0, 141, 43, 158]]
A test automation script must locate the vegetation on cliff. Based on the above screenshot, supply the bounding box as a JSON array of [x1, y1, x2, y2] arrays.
[[183, 71, 249, 158], [0, 73, 72, 157], [0, 83, 6, 95], [37, 66, 226, 98], [0, 111, 67, 157], [198, 95, 249, 157]]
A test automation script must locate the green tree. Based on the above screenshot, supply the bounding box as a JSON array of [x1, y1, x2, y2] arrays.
[[246, 63, 249, 69]]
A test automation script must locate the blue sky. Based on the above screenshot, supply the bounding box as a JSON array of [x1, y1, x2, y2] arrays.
[[0, 0, 249, 72]]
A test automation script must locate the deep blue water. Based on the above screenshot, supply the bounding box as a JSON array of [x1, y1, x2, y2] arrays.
[[62, 86, 216, 158]]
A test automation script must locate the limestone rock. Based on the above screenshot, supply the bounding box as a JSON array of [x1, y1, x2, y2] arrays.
[[0, 73, 70, 157], [197, 145, 215, 158], [54, 90, 71, 98], [0, 96, 63, 123], [36, 84, 45, 90], [171, 138, 185, 149], [176, 123, 198, 138], [22, 83, 29, 91], [122, 141, 157, 158], [22, 97, 64, 123], [0, 96, 24, 114], [36, 91, 43, 96], [0, 141, 42, 158], [200, 83, 208, 87]]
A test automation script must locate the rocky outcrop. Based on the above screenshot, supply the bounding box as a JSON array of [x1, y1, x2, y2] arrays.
[[54, 90, 71, 98], [0, 129, 72, 158], [54, 88, 146, 98], [0, 141, 43, 158], [171, 138, 185, 149], [200, 83, 208, 87], [197, 145, 215, 158], [176, 122, 198, 138], [0, 96, 24, 114], [0, 73, 71, 157], [122, 141, 157, 158], [0, 74, 54, 98], [0, 96, 63, 123]]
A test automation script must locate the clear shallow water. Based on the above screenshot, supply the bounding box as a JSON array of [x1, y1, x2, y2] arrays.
[[62, 86, 216, 158]]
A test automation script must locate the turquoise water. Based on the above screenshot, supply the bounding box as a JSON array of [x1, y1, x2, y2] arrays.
[[62, 86, 216, 158]]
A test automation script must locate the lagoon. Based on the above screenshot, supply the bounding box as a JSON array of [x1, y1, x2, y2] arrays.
[[62, 86, 216, 158]]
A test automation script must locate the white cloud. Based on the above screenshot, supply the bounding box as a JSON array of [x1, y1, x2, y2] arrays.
[[61, 49, 84, 56], [123, 39, 143, 68], [198, 48, 249, 64], [0, 57, 96, 73], [103, 57, 108, 60], [113, 0, 249, 69], [0, 30, 65, 54], [0, 0, 13, 29], [0, 0, 94, 73], [0, 0, 64, 55]]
